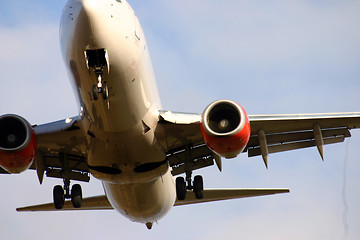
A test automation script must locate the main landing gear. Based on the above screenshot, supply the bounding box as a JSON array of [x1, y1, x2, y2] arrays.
[[175, 144, 204, 201], [176, 175, 204, 201], [53, 179, 83, 209]]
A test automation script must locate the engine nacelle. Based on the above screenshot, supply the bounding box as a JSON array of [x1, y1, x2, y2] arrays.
[[0, 115, 37, 173], [200, 100, 251, 159]]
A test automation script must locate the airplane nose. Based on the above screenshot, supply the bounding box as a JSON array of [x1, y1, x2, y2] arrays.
[[74, 0, 106, 37], [80, 0, 99, 18]]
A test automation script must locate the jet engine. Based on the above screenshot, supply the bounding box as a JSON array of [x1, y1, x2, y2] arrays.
[[200, 100, 251, 159], [0, 115, 37, 173]]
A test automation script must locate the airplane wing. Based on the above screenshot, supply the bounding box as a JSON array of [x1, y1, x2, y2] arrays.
[[3, 111, 360, 180], [16, 188, 289, 212], [156, 111, 360, 174], [0, 116, 91, 184], [174, 188, 289, 206], [33, 116, 90, 184], [16, 195, 112, 212], [246, 113, 360, 167]]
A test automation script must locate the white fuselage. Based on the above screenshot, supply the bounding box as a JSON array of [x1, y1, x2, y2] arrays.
[[60, 0, 176, 223]]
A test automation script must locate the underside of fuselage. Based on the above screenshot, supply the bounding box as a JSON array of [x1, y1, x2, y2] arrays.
[[59, 0, 174, 223]]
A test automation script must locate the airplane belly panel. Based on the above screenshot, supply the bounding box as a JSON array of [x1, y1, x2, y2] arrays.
[[103, 169, 176, 223], [86, 116, 167, 184]]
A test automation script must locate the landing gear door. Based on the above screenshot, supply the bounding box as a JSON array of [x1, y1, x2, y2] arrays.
[[84, 48, 110, 74]]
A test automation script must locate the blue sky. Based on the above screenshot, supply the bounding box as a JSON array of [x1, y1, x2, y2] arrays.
[[0, 0, 360, 239]]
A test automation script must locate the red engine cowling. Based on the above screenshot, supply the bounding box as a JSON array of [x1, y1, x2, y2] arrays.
[[0, 115, 37, 173], [200, 100, 251, 159]]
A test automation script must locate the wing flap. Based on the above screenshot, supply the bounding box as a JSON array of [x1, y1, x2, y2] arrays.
[[168, 144, 216, 175], [16, 196, 112, 212], [174, 189, 289, 206], [247, 127, 350, 147], [249, 112, 360, 134], [248, 136, 345, 157], [247, 113, 360, 162]]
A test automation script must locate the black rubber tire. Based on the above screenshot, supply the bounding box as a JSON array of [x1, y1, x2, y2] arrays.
[[71, 184, 83, 208], [193, 175, 204, 199], [102, 83, 109, 100], [93, 84, 99, 100], [176, 177, 186, 200], [53, 185, 65, 209]]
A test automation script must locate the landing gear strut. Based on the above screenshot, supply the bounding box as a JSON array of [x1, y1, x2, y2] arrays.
[[53, 179, 83, 209]]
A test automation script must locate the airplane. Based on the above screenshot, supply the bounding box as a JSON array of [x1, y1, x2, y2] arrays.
[[1, 0, 360, 230]]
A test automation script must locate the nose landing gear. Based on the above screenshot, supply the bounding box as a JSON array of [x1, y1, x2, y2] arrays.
[[85, 48, 110, 101], [92, 75, 109, 100]]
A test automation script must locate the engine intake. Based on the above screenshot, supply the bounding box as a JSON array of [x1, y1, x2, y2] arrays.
[[0, 115, 37, 173], [201, 100, 251, 158]]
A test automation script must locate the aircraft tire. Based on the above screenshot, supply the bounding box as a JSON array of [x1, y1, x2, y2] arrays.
[[93, 85, 99, 100], [193, 175, 204, 199], [71, 184, 83, 208], [176, 177, 186, 200], [102, 83, 109, 100], [53, 185, 65, 209]]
